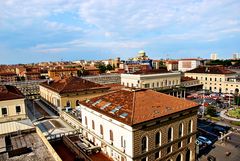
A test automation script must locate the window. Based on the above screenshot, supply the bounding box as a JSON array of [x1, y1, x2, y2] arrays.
[[76, 100, 80, 106], [168, 127, 173, 142], [100, 125, 103, 135], [179, 123, 183, 137], [85, 116, 88, 126], [141, 136, 148, 153], [167, 146, 172, 154], [121, 136, 126, 148], [178, 141, 182, 148], [110, 130, 113, 142], [141, 157, 147, 161], [188, 120, 193, 133], [92, 120, 95, 130], [210, 78, 212, 81], [155, 152, 160, 159], [152, 83, 154, 88], [1, 108, 7, 115], [176, 154, 182, 161], [215, 78, 217, 81], [155, 132, 161, 146], [157, 82, 159, 87], [220, 78, 222, 82], [205, 77, 207, 81], [144, 84, 150, 88], [16, 106, 21, 113]]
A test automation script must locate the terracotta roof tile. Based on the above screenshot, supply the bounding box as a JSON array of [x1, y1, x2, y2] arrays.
[[80, 89, 199, 126], [0, 85, 24, 101], [40, 76, 109, 94], [186, 66, 236, 74]]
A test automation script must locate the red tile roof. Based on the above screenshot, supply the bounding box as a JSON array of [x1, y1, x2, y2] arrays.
[[80, 89, 199, 126], [40, 76, 109, 94], [0, 85, 24, 101], [0, 72, 17, 76], [186, 66, 236, 74]]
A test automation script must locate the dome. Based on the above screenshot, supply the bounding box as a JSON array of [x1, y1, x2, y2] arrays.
[[138, 50, 146, 57]]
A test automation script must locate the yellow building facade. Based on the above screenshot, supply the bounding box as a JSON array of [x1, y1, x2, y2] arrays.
[[185, 66, 238, 93], [0, 85, 27, 123]]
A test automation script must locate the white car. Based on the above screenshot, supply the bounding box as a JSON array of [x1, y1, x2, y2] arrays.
[[197, 136, 212, 145]]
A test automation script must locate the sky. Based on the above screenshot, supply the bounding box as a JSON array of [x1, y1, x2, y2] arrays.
[[0, 0, 240, 64]]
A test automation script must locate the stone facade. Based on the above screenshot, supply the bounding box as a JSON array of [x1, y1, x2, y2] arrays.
[[132, 109, 197, 161]]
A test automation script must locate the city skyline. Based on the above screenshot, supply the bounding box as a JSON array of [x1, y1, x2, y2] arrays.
[[0, 0, 240, 64]]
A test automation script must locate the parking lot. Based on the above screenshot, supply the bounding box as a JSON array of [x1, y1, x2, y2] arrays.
[[199, 132, 240, 161]]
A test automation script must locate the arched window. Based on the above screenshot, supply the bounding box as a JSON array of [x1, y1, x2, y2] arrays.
[[185, 149, 191, 161], [66, 100, 70, 107], [155, 132, 161, 146], [179, 123, 183, 137], [176, 154, 182, 161], [85, 116, 88, 126], [110, 130, 113, 141], [100, 125, 103, 135], [188, 120, 193, 134], [168, 127, 173, 142], [141, 136, 148, 153], [92, 120, 95, 130], [76, 100, 80, 106]]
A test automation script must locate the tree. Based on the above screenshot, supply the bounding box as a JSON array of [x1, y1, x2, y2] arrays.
[[206, 105, 217, 117], [112, 64, 116, 70], [77, 69, 89, 77], [20, 76, 25, 81], [98, 64, 107, 73], [106, 64, 113, 71]]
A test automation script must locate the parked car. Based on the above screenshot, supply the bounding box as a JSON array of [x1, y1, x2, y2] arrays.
[[213, 126, 227, 134], [196, 140, 203, 146], [198, 136, 212, 145]]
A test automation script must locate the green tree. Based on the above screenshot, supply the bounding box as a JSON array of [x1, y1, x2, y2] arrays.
[[106, 64, 113, 71], [20, 76, 25, 81], [98, 64, 107, 73], [206, 105, 217, 116]]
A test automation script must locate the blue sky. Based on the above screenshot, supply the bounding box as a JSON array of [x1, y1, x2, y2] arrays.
[[0, 0, 240, 64]]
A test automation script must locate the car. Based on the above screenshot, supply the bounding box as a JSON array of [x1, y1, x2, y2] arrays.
[[197, 136, 212, 145], [196, 140, 203, 146], [213, 126, 226, 134]]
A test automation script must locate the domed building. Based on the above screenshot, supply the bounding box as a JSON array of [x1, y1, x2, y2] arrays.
[[132, 50, 149, 61]]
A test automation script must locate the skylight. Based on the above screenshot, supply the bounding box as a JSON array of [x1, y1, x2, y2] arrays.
[[92, 99, 102, 106], [100, 103, 111, 110], [110, 106, 122, 114], [119, 112, 128, 118]]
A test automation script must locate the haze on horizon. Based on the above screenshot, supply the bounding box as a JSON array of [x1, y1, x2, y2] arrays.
[[0, 0, 240, 64]]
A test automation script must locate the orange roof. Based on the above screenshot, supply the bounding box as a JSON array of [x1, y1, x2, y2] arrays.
[[80, 89, 199, 126], [186, 66, 235, 74], [40, 76, 109, 94], [0, 85, 24, 101]]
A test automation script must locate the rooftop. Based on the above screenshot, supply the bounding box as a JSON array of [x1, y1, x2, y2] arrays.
[[80, 89, 199, 126], [132, 68, 169, 75], [0, 85, 25, 101], [181, 76, 196, 82], [40, 76, 109, 94], [186, 66, 236, 74], [0, 132, 55, 161]]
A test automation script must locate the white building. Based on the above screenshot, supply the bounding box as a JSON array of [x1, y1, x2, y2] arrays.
[[233, 53, 240, 60], [75, 89, 199, 161], [210, 53, 218, 60], [178, 59, 201, 72], [121, 70, 181, 89]]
